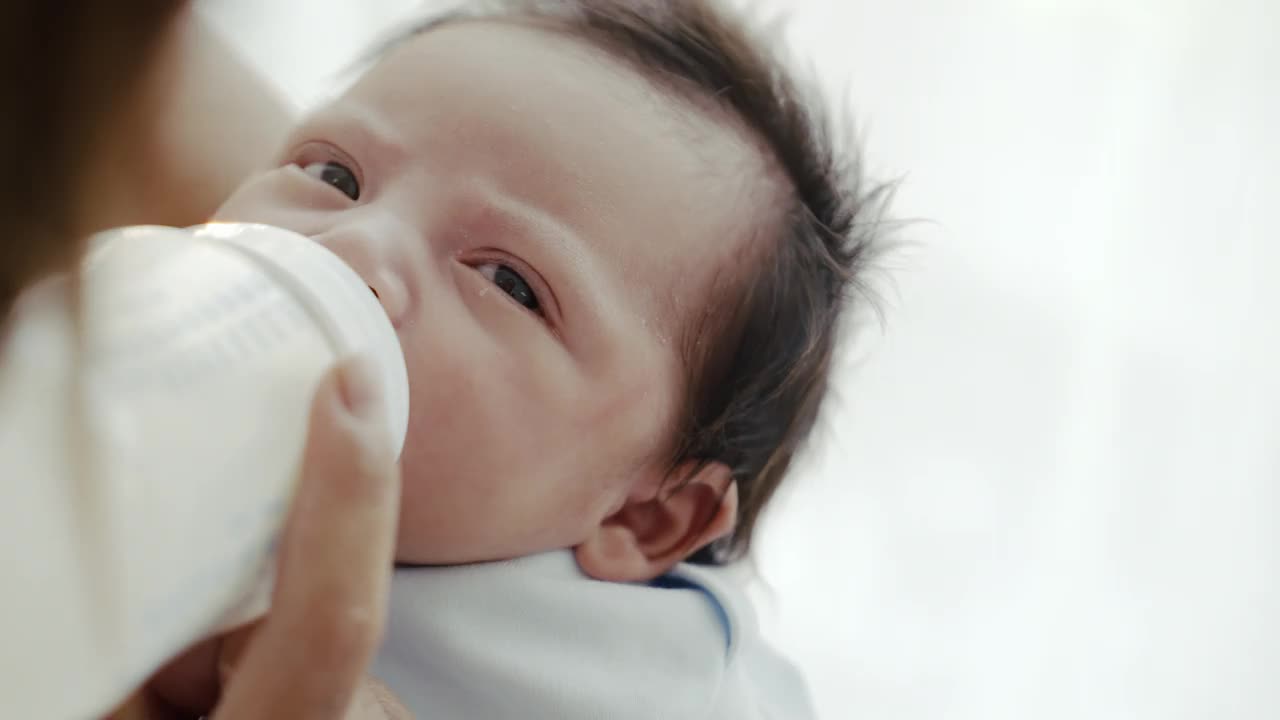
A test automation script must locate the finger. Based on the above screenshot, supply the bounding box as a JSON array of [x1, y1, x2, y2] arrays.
[[213, 356, 400, 720], [359, 677, 413, 720], [220, 628, 413, 720], [344, 678, 414, 720]]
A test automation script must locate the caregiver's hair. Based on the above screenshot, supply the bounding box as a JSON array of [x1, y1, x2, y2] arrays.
[[0, 0, 184, 318], [396, 0, 891, 564]]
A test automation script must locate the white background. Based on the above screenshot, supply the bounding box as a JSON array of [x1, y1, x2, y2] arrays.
[[202, 1, 1278, 717]]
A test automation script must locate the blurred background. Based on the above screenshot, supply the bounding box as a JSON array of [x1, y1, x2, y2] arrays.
[[200, 1, 1278, 717]]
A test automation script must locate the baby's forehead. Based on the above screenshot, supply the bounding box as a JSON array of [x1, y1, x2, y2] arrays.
[[351, 20, 783, 337]]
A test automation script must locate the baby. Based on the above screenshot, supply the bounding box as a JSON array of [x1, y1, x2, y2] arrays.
[[211, 0, 882, 716]]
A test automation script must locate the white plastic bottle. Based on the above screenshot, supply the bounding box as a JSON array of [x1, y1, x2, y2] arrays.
[[0, 223, 410, 720]]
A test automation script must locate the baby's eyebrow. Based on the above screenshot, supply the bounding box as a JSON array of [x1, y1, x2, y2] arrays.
[[470, 184, 610, 338], [297, 105, 410, 173], [479, 188, 585, 261]]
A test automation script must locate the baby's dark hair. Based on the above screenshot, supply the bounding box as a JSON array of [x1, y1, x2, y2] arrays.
[[402, 0, 890, 564]]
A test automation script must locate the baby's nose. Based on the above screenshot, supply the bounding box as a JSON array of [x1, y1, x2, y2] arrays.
[[366, 267, 412, 327], [311, 230, 416, 329]]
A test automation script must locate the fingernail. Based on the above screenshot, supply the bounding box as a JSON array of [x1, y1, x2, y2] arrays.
[[337, 354, 382, 417]]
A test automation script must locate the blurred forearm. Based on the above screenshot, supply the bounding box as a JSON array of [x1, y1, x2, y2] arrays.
[[142, 10, 295, 227]]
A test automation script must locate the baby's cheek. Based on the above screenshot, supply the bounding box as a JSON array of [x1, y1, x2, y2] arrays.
[[393, 484, 435, 561], [212, 171, 325, 234], [560, 393, 665, 498], [392, 325, 524, 479]]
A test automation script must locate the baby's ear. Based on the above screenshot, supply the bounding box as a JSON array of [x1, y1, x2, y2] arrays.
[[575, 462, 738, 583]]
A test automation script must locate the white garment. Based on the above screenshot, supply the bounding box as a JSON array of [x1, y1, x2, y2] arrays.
[[372, 551, 816, 719]]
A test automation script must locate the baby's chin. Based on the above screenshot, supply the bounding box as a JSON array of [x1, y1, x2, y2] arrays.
[[394, 522, 499, 567], [392, 520, 574, 568], [392, 543, 526, 568]]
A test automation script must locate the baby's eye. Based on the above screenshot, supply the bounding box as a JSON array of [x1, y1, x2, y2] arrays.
[[301, 160, 360, 201], [477, 263, 542, 315]]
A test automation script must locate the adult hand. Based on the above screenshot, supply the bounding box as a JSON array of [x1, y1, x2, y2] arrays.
[[216, 623, 411, 720], [212, 355, 405, 719], [123, 356, 407, 719]]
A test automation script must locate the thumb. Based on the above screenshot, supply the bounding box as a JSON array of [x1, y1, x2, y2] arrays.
[[213, 355, 401, 720]]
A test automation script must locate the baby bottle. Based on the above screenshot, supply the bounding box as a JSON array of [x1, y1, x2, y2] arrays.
[[0, 223, 409, 720]]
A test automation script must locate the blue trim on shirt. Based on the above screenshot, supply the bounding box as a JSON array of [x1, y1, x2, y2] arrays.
[[650, 574, 733, 653]]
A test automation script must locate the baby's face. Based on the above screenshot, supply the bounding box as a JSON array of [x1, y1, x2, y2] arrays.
[[216, 22, 764, 564]]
